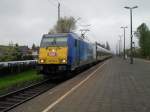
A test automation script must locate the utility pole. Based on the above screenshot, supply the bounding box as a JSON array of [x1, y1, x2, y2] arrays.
[[121, 26, 127, 60], [58, 2, 60, 21], [124, 6, 138, 64], [118, 40, 120, 56], [118, 35, 122, 56], [116, 43, 118, 56], [132, 41, 136, 56]]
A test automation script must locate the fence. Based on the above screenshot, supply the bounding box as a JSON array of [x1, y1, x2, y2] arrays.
[[0, 60, 37, 76]]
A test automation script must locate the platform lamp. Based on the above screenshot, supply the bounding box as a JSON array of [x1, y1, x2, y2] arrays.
[[121, 26, 128, 60], [124, 6, 138, 64]]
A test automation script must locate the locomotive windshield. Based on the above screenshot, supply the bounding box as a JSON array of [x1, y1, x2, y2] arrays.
[[40, 37, 67, 47]]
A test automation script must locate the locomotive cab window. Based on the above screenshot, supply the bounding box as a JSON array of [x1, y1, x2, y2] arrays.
[[40, 36, 67, 47]]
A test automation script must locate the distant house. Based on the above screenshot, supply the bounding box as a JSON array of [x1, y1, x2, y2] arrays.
[[0, 50, 4, 57], [0, 45, 38, 61], [0, 45, 12, 61], [0, 45, 8, 57], [0, 48, 3, 56], [31, 47, 39, 59], [18, 46, 30, 56]]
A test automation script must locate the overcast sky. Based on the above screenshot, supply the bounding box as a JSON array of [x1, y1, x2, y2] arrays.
[[0, 0, 150, 52]]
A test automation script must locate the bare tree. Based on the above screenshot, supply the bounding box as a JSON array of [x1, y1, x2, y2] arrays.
[[48, 16, 76, 34]]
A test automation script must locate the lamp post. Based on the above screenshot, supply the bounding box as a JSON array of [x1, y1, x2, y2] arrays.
[[121, 26, 127, 60], [132, 41, 136, 56], [124, 6, 138, 64], [58, 2, 60, 21], [118, 35, 122, 56]]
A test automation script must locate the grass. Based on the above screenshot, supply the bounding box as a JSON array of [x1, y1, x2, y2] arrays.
[[0, 70, 43, 91]]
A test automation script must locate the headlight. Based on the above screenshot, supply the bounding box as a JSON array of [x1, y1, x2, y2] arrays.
[[40, 59, 44, 63], [62, 59, 66, 63]]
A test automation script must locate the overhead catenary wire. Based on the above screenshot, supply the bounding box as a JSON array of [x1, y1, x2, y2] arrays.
[[47, 0, 58, 7], [47, 0, 92, 40]]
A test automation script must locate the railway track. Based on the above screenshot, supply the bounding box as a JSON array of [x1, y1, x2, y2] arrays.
[[0, 59, 109, 112], [0, 79, 58, 112]]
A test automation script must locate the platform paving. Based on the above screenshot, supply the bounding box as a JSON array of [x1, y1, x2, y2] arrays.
[[9, 57, 150, 112], [48, 58, 150, 112]]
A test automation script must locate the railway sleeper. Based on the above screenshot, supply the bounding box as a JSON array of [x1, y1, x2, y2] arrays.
[[6, 98, 23, 102], [19, 93, 35, 96], [0, 105, 11, 110], [0, 101, 14, 106], [31, 88, 49, 92], [24, 91, 39, 94], [12, 95, 28, 100]]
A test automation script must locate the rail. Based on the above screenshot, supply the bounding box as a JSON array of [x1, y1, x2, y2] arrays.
[[0, 79, 56, 112]]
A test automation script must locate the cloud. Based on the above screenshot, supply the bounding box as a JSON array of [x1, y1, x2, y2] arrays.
[[0, 0, 150, 52]]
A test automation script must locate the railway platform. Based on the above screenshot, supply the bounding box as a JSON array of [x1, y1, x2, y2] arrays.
[[9, 57, 150, 112]]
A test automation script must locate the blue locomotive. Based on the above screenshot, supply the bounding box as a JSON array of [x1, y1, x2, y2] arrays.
[[38, 33, 111, 77]]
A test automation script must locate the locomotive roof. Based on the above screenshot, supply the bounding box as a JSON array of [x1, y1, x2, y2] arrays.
[[43, 33, 89, 42], [43, 33, 68, 38], [44, 32, 83, 37], [42, 33, 112, 54]]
